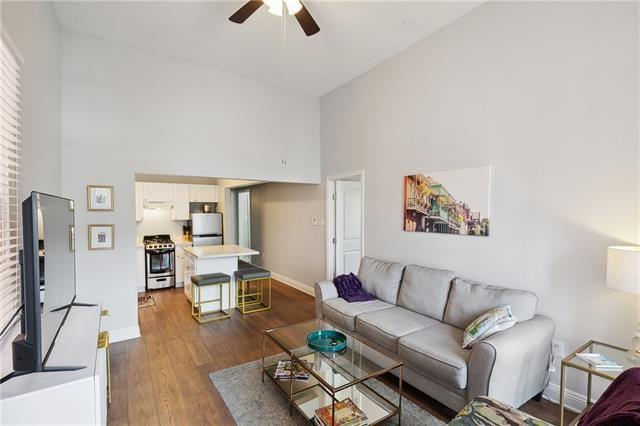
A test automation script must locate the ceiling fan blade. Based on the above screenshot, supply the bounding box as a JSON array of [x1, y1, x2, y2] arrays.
[[294, 2, 320, 36], [229, 0, 263, 24]]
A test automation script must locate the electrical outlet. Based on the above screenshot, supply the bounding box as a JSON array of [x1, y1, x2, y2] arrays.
[[312, 217, 319, 226], [550, 339, 566, 373]]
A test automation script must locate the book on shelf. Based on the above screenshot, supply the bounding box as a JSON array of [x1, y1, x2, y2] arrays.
[[274, 360, 310, 381], [575, 353, 623, 370], [313, 398, 369, 426]]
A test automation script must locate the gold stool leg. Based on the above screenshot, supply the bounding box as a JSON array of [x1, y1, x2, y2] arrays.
[[198, 286, 202, 323], [191, 284, 196, 321]]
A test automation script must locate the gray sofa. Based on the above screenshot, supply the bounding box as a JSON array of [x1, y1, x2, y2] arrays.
[[314, 257, 554, 412]]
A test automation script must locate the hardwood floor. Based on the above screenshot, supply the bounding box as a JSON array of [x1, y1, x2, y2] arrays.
[[109, 282, 571, 425]]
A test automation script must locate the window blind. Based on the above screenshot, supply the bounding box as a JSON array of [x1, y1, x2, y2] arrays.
[[0, 33, 21, 334]]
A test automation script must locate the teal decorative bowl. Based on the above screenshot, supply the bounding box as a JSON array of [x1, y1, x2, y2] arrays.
[[307, 330, 347, 353]]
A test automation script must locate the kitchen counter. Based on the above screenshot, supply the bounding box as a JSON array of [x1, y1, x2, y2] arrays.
[[183, 244, 259, 259], [181, 244, 259, 310]]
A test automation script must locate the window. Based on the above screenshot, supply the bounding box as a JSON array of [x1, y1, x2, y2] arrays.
[[0, 32, 22, 334]]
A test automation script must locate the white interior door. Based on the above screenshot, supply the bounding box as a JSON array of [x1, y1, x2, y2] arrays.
[[237, 190, 251, 262], [335, 181, 362, 276]]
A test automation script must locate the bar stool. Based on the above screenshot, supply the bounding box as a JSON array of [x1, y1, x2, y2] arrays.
[[190, 273, 231, 323], [235, 267, 272, 314]]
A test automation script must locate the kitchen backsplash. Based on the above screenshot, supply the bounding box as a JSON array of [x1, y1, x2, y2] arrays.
[[136, 208, 187, 241]]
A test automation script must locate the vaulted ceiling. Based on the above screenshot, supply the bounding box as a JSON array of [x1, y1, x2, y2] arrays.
[[53, 1, 483, 95]]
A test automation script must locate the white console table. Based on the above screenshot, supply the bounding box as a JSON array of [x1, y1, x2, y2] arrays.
[[0, 304, 108, 425]]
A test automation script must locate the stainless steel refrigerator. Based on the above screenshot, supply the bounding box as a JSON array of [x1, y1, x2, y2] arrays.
[[190, 213, 223, 246]]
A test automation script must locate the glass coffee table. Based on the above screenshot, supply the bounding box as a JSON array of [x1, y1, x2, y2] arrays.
[[262, 319, 403, 425]]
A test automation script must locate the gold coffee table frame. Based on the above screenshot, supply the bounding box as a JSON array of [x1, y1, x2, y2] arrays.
[[191, 279, 231, 323], [262, 319, 403, 425]]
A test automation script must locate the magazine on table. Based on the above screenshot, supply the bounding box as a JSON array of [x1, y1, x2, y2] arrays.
[[274, 360, 311, 381], [575, 353, 623, 370], [313, 398, 369, 426]]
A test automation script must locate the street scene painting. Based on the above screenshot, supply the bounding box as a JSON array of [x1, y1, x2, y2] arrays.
[[404, 166, 491, 236]]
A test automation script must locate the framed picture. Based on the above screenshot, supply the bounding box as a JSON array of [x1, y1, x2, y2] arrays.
[[69, 225, 75, 252], [403, 166, 492, 237], [87, 185, 114, 211], [88, 224, 114, 250]]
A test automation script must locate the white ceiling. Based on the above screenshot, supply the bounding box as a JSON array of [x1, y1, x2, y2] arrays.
[[53, 1, 483, 96]]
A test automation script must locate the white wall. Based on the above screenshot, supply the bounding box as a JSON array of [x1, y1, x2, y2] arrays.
[[248, 182, 325, 289], [0, 0, 61, 377], [60, 31, 320, 340], [321, 1, 638, 398], [2, 1, 61, 200]]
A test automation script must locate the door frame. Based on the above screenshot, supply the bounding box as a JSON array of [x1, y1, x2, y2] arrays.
[[325, 170, 365, 280]]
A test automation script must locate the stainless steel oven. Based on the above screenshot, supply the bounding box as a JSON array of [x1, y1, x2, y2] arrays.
[[143, 234, 175, 290]]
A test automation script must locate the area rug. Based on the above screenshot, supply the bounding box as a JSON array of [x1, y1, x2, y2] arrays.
[[209, 358, 445, 426], [137, 294, 156, 308]]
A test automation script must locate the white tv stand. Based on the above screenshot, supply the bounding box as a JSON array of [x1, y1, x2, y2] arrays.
[[0, 304, 108, 425]]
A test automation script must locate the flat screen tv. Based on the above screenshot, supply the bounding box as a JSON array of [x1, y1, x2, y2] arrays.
[[1, 192, 91, 383]]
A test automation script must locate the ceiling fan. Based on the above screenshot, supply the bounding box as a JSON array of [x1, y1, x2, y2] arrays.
[[229, 0, 320, 37]]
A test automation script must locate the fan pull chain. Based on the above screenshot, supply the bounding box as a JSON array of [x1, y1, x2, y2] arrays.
[[280, 1, 287, 167]]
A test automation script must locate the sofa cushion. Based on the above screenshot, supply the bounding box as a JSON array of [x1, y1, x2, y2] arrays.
[[398, 323, 471, 390], [355, 306, 439, 352], [444, 277, 538, 330], [397, 265, 455, 321], [323, 298, 393, 331], [357, 257, 405, 304]]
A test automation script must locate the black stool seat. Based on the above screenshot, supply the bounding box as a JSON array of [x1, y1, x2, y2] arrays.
[[235, 267, 271, 280], [191, 273, 231, 286], [238, 260, 254, 270]]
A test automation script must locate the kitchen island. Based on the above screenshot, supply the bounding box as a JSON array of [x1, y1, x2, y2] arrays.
[[183, 244, 259, 311]]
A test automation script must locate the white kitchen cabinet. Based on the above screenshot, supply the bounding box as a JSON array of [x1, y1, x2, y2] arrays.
[[135, 182, 144, 221], [136, 246, 146, 292], [143, 182, 173, 203], [175, 246, 185, 287], [183, 251, 196, 299], [172, 184, 190, 220], [189, 184, 218, 203]]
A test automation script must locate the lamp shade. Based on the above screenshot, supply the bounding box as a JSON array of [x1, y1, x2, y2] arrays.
[[606, 246, 640, 294]]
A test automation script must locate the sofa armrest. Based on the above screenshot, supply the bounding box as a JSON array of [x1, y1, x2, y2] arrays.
[[467, 315, 554, 407], [314, 280, 338, 319]]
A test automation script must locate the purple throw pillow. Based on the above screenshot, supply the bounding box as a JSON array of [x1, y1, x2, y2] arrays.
[[333, 273, 375, 303]]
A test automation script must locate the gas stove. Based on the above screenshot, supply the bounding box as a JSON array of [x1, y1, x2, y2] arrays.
[[143, 234, 175, 250], [143, 234, 175, 291]]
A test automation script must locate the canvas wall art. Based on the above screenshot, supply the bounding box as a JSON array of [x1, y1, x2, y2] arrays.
[[404, 166, 491, 236]]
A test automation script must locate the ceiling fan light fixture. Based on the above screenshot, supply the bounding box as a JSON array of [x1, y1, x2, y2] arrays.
[[284, 0, 302, 15], [264, 0, 301, 17]]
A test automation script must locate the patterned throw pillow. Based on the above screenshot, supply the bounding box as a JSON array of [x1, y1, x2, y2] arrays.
[[462, 305, 517, 349]]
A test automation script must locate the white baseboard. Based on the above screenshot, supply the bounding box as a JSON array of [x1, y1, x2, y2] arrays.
[[271, 272, 315, 297], [543, 382, 587, 414], [107, 325, 141, 343]]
